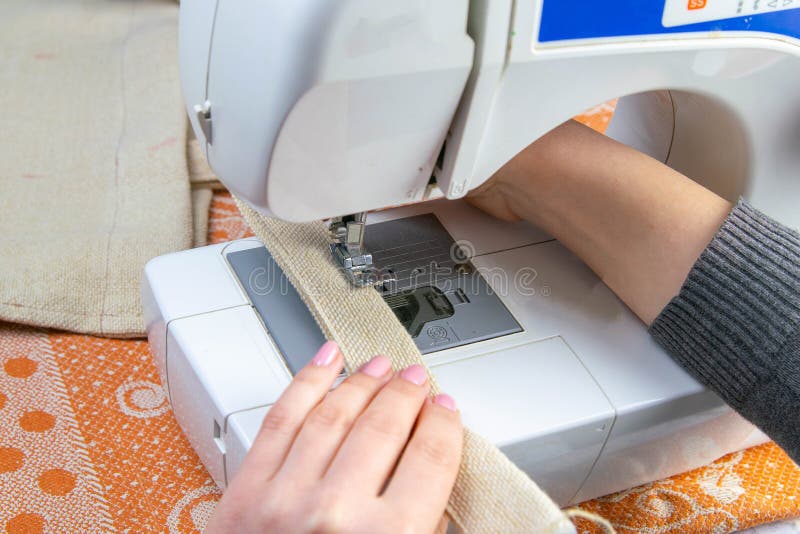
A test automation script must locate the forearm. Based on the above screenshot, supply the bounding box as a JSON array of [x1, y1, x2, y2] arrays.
[[470, 120, 800, 462], [469, 119, 732, 324]]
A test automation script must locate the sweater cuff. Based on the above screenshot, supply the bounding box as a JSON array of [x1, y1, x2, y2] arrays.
[[649, 199, 800, 460]]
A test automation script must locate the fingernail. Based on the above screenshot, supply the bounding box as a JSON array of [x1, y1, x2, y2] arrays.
[[399, 364, 428, 386], [311, 341, 339, 367], [433, 393, 457, 412], [359, 355, 392, 378]]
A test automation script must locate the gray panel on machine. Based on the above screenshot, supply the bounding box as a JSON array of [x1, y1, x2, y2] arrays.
[[366, 214, 521, 354], [226, 247, 326, 375], [226, 213, 522, 372]]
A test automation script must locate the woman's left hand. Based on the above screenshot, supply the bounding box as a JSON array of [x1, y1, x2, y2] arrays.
[[205, 341, 463, 533]]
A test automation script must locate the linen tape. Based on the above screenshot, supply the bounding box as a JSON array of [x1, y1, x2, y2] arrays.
[[236, 198, 579, 533]]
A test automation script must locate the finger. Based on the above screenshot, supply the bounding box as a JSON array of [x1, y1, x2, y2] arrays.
[[325, 364, 430, 494], [383, 394, 462, 529], [238, 341, 343, 480], [276, 355, 393, 482], [435, 515, 449, 534]]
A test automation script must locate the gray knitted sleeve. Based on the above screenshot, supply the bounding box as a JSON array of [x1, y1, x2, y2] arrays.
[[649, 199, 800, 464]]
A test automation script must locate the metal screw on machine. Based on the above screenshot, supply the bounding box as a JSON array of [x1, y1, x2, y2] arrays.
[[328, 212, 396, 288]]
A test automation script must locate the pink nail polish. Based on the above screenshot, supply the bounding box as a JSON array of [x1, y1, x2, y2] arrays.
[[311, 341, 339, 367], [433, 393, 457, 411], [399, 364, 428, 386], [359, 355, 392, 378]]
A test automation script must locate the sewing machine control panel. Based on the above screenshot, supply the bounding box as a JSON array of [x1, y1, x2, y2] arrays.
[[538, 0, 800, 43], [662, 0, 799, 27]]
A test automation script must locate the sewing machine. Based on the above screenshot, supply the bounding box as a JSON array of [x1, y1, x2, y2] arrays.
[[142, 1, 800, 506]]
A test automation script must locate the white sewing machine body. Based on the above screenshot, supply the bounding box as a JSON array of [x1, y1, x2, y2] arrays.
[[144, 0, 800, 506], [144, 200, 767, 506]]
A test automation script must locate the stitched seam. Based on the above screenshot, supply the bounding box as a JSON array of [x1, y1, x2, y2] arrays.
[[0, 302, 140, 320], [98, 1, 137, 337]]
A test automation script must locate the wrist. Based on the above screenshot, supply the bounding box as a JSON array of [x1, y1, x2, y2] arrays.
[[478, 120, 590, 227]]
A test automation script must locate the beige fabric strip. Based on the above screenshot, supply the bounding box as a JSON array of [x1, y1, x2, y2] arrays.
[[187, 130, 215, 249], [187, 134, 226, 191], [236, 198, 575, 534], [191, 188, 213, 249]]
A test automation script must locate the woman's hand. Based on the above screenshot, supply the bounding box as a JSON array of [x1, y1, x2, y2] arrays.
[[205, 341, 463, 534]]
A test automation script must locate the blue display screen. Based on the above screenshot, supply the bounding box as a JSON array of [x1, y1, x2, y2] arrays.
[[538, 1, 800, 43]]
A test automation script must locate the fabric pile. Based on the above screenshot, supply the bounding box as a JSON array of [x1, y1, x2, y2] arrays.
[[0, 0, 210, 337]]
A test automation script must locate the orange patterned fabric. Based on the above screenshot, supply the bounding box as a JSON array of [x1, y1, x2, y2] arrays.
[[1, 107, 798, 533]]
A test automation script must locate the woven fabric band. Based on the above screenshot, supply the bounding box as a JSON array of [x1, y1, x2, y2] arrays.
[[236, 199, 575, 533]]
